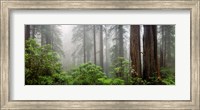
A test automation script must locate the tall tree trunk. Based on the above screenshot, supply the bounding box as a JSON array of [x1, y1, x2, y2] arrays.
[[25, 25, 30, 40], [45, 26, 52, 45], [119, 25, 124, 57], [149, 26, 155, 77], [105, 28, 109, 76], [83, 25, 86, 63], [160, 46, 164, 67], [152, 26, 161, 79], [160, 26, 165, 67], [143, 25, 160, 80], [163, 26, 167, 67], [143, 25, 150, 80], [100, 25, 104, 69], [130, 25, 141, 77], [118, 25, 124, 78], [160, 26, 163, 67], [115, 27, 119, 60], [31, 25, 35, 38], [166, 26, 172, 67], [93, 25, 96, 64], [40, 26, 45, 46], [168, 29, 171, 66], [46, 32, 51, 45], [50, 25, 53, 49]]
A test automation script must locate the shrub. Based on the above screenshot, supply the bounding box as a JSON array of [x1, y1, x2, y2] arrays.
[[69, 62, 125, 85], [97, 77, 113, 85], [112, 78, 125, 85], [160, 67, 175, 85], [147, 77, 165, 85], [110, 57, 131, 79], [97, 77, 124, 85], [70, 62, 106, 85], [25, 39, 67, 85], [132, 77, 148, 85]]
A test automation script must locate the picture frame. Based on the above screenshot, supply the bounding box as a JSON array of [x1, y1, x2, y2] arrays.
[[0, 0, 199, 109]]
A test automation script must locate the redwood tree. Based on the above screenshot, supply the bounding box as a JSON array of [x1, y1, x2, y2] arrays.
[[143, 25, 160, 80], [130, 25, 141, 77]]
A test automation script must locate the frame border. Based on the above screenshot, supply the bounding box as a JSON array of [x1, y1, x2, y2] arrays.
[[1, 0, 199, 109]]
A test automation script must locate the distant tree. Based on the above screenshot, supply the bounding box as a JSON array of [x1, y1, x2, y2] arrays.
[[103, 25, 111, 75], [99, 25, 104, 69], [108, 25, 129, 78], [31, 25, 36, 38], [160, 25, 175, 68], [93, 25, 97, 64], [29, 25, 63, 56], [160, 26, 165, 67], [83, 25, 86, 63], [25, 25, 30, 40], [152, 26, 161, 79], [118, 25, 124, 57], [72, 25, 94, 64], [109, 25, 128, 63]]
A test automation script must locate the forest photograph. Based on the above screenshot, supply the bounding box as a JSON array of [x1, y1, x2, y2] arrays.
[[25, 25, 175, 85]]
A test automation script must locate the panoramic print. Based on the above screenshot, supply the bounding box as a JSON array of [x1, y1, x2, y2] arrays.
[[25, 25, 175, 85]]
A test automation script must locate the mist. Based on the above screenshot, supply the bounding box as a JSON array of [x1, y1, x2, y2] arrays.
[[25, 24, 175, 85]]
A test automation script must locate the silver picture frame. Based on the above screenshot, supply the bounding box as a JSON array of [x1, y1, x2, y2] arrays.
[[0, 0, 199, 109]]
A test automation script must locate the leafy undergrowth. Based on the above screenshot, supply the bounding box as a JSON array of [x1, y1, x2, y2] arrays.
[[66, 62, 125, 85], [25, 39, 175, 85], [160, 67, 175, 85], [25, 39, 68, 85]]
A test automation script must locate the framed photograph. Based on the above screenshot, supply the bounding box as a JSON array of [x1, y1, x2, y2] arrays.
[[1, 0, 199, 109]]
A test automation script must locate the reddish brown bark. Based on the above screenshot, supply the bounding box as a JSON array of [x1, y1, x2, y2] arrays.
[[143, 25, 160, 80], [130, 25, 141, 77]]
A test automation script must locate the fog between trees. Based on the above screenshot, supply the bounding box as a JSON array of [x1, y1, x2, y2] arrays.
[[25, 25, 175, 85]]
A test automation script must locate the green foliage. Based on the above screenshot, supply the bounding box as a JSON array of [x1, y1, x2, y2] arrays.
[[147, 77, 165, 85], [110, 57, 130, 78], [25, 39, 67, 85], [132, 77, 148, 85], [65, 62, 125, 85], [142, 67, 175, 85], [162, 78, 175, 85], [112, 78, 125, 85], [37, 76, 54, 85], [32, 25, 64, 56], [25, 40, 175, 85], [97, 77, 124, 85], [70, 62, 105, 85], [97, 77, 112, 85], [160, 67, 175, 85]]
